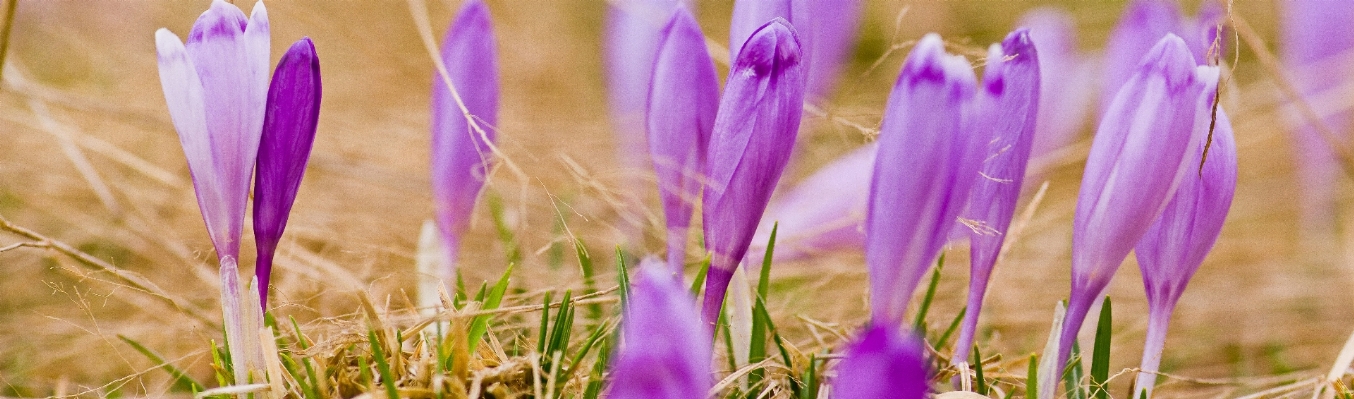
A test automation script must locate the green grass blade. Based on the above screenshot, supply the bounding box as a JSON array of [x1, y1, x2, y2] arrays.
[[973, 345, 988, 395], [538, 291, 554, 355], [562, 320, 614, 383], [615, 246, 631, 309], [758, 222, 778, 297], [1091, 296, 1113, 399], [690, 254, 710, 297], [546, 291, 574, 357], [912, 254, 946, 334], [574, 238, 603, 322], [468, 265, 514, 353], [1065, 342, 1086, 399], [1027, 354, 1038, 399], [117, 335, 203, 393], [210, 339, 230, 387], [584, 338, 612, 399], [290, 317, 322, 399], [487, 193, 522, 265], [800, 354, 819, 399], [936, 306, 968, 350], [368, 331, 401, 399]]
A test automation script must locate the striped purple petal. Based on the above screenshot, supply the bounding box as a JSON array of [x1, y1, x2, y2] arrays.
[[253, 38, 322, 309], [647, 6, 719, 275], [700, 19, 806, 326], [606, 261, 712, 399], [431, 0, 499, 283], [1050, 34, 1219, 387], [865, 34, 980, 325], [953, 30, 1041, 365], [832, 323, 928, 399]]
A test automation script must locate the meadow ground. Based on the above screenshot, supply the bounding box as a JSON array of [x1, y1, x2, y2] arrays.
[[0, 0, 1351, 397]]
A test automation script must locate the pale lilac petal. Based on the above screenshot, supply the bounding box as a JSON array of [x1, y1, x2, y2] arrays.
[[954, 30, 1040, 364], [605, 0, 683, 172], [1019, 8, 1094, 160], [793, 0, 863, 99], [832, 323, 928, 399], [431, 0, 498, 278], [1132, 108, 1236, 399], [700, 19, 806, 325], [156, 29, 230, 257], [865, 34, 980, 325], [729, 0, 792, 61], [606, 261, 712, 399], [1100, 0, 1183, 115], [253, 38, 322, 309], [749, 143, 874, 262], [647, 7, 719, 274], [1055, 34, 1219, 376]]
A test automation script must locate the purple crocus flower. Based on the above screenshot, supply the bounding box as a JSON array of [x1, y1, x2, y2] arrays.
[[1049, 35, 1219, 392], [794, 0, 863, 99], [953, 30, 1041, 366], [253, 38, 321, 309], [833, 323, 929, 399], [748, 143, 874, 262], [430, 0, 498, 285], [865, 34, 981, 325], [700, 19, 806, 326], [729, 0, 791, 62], [1100, 0, 1183, 115], [606, 260, 713, 399], [647, 6, 719, 276], [605, 0, 683, 194], [1018, 8, 1094, 162], [1132, 109, 1235, 399], [1281, 0, 1354, 237]]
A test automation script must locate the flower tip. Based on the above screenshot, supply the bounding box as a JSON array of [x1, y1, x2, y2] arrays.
[[155, 28, 185, 56], [901, 33, 974, 89], [736, 17, 803, 71], [1141, 33, 1197, 87], [1002, 28, 1037, 60]]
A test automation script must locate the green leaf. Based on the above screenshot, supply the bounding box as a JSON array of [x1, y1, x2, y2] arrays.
[[368, 331, 401, 399], [117, 335, 203, 393], [486, 192, 522, 265], [574, 238, 603, 323], [615, 246, 631, 309], [1027, 354, 1038, 399], [538, 291, 554, 355], [468, 265, 514, 353], [912, 254, 946, 334], [1064, 342, 1086, 399], [1091, 296, 1113, 399], [583, 338, 612, 399], [561, 320, 615, 384], [290, 317, 322, 399], [800, 354, 819, 399], [936, 306, 967, 351], [690, 254, 710, 297], [973, 345, 988, 395]]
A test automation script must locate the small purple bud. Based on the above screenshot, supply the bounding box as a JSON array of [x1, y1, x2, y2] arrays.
[[865, 34, 981, 325], [1132, 109, 1236, 399], [431, 0, 499, 283], [253, 38, 322, 309], [1051, 34, 1219, 387], [700, 19, 806, 327], [647, 6, 719, 276], [954, 29, 1041, 365], [833, 323, 929, 399], [606, 261, 712, 399]]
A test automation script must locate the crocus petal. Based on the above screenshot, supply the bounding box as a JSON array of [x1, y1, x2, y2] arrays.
[[1100, 0, 1183, 116], [1019, 8, 1094, 161], [1132, 108, 1236, 399], [954, 30, 1041, 365], [606, 0, 683, 176], [1281, 0, 1354, 235], [832, 323, 928, 399], [253, 38, 322, 309], [1051, 34, 1219, 384], [749, 143, 874, 262], [865, 34, 980, 325], [648, 6, 720, 275], [700, 19, 806, 326], [431, 0, 499, 281], [729, 0, 792, 62], [792, 0, 862, 99], [606, 260, 712, 399]]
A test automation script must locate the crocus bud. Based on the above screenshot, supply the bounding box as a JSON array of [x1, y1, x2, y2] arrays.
[[1132, 110, 1236, 399], [749, 143, 875, 262], [1281, 0, 1354, 237], [155, 0, 269, 264], [1018, 8, 1093, 162], [1049, 35, 1219, 392], [605, 0, 683, 175], [700, 19, 806, 326], [647, 6, 719, 276], [1101, 0, 1183, 115], [953, 30, 1041, 366], [833, 323, 929, 399], [253, 38, 322, 309], [792, 0, 863, 99], [865, 34, 980, 325], [606, 261, 712, 399], [729, 0, 791, 61], [431, 0, 498, 284]]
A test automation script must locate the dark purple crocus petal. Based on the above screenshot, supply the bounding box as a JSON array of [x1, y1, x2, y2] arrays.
[[700, 19, 806, 326], [1049, 35, 1219, 391], [431, 0, 498, 281], [253, 38, 321, 309], [1019, 8, 1093, 162], [648, 6, 719, 276], [1131, 108, 1235, 399], [953, 30, 1040, 365], [1100, 0, 1183, 116], [155, 0, 269, 263], [606, 260, 712, 399], [729, 0, 792, 62], [606, 0, 683, 174], [832, 323, 928, 399], [1281, 0, 1354, 235], [748, 143, 875, 263], [865, 34, 980, 325], [793, 0, 863, 99]]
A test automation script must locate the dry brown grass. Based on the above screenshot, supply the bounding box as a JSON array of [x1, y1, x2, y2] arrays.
[[0, 0, 1350, 397]]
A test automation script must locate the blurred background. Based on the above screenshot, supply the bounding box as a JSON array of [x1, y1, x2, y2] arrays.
[[0, 0, 1348, 397]]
